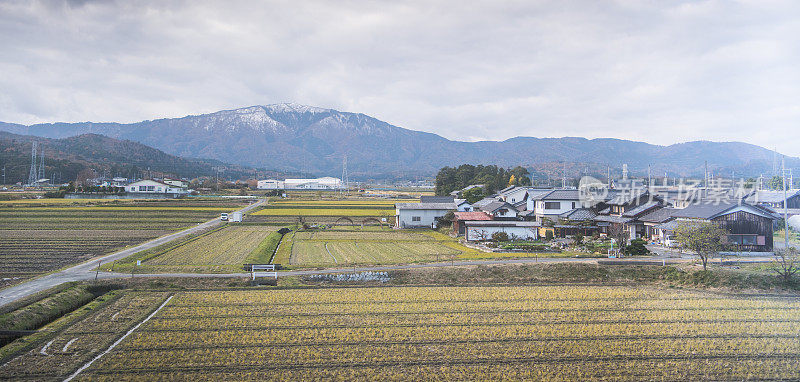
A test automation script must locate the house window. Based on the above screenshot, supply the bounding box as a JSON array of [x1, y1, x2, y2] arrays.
[[544, 202, 560, 209], [412, 216, 421, 222], [728, 234, 758, 246], [572, 202, 576, 209]]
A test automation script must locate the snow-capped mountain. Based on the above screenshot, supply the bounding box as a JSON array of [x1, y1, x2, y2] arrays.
[[0, 104, 797, 179]]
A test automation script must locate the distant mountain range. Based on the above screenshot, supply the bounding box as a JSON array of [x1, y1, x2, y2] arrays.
[[1, 103, 797, 180], [0, 131, 271, 184]]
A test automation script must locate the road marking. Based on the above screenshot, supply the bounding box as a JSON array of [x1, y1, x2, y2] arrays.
[[62, 338, 77, 352], [63, 294, 174, 382], [40, 339, 55, 356]]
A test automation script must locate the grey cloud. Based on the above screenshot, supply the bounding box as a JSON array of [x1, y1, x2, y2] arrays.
[[0, 0, 798, 155]]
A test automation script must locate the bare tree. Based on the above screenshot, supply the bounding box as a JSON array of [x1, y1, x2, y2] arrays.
[[772, 248, 800, 285], [473, 229, 490, 241], [607, 223, 628, 255], [673, 221, 728, 271]]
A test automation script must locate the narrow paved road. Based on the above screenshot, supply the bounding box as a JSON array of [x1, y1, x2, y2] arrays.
[[0, 199, 265, 308]]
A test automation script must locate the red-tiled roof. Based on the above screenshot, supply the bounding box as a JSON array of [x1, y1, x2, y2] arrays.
[[454, 211, 493, 221]]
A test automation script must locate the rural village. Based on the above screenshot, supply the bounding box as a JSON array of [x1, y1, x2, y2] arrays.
[[3, 1, 800, 380]]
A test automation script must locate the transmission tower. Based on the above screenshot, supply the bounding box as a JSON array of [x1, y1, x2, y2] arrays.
[[38, 147, 45, 181], [28, 142, 38, 185], [340, 155, 349, 197]]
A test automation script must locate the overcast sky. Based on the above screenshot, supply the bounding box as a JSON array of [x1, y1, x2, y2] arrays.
[[1, 0, 799, 155]]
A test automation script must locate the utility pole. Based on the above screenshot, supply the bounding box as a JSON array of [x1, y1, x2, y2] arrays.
[[783, 157, 789, 249], [647, 164, 651, 188]]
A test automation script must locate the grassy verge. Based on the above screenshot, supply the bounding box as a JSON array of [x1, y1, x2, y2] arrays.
[[0, 283, 118, 348], [299, 262, 798, 292], [245, 230, 286, 264]]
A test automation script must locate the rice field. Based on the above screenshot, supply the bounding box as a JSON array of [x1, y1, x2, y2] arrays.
[[251, 208, 394, 217], [281, 229, 464, 267], [250, 198, 402, 222], [130, 225, 278, 273], [5, 286, 800, 381], [0, 199, 250, 286]]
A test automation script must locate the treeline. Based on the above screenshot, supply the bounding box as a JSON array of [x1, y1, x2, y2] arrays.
[[435, 164, 531, 196]]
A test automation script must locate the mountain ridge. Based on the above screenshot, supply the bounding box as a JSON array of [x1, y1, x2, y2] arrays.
[[1, 104, 797, 180]]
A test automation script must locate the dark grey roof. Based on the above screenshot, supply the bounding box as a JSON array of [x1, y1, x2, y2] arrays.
[[395, 203, 455, 210], [745, 190, 800, 204], [593, 215, 634, 224], [670, 201, 737, 219], [559, 208, 597, 221], [621, 201, 661, 217], [480, 201, 518, 213], [526, 189, 553, 200], [420, 195, 455, 203], [670, 200, 778, 220], [533, 189, 581, 201], [653, 219, 688, 231], [499, 186, 517, 194], [639, 207, 678, 223], [472, 198, 498, 208]]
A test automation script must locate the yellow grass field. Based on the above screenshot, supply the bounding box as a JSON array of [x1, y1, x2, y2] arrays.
[[252, 208, 394, 216], [5, 286, 799, 380]]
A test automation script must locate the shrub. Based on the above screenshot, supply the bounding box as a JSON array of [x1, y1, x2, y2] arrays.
[[491, 231, 509, 242], [545, 230, 554, 241], [624, 238, 650, 256]]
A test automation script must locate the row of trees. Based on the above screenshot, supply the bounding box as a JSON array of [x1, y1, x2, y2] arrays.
[[434, 165, 531, 198]]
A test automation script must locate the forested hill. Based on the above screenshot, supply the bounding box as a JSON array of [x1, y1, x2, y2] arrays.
[[0, 131, 262, 184], [1, 103, 798, 180]]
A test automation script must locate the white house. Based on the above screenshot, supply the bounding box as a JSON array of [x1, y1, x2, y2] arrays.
[[528, 190, 585, 223], [126, 180, 188, 195], [478, 201, 519, 220], [455, 199, 473, 212], [162, 178, 189, 188], [463, 221, 540, 241], [395, 202, 455, 228], [257, 177, 343, 190]]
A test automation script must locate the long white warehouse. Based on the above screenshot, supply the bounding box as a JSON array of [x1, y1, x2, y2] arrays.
[[257, 177, 343, 190]]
